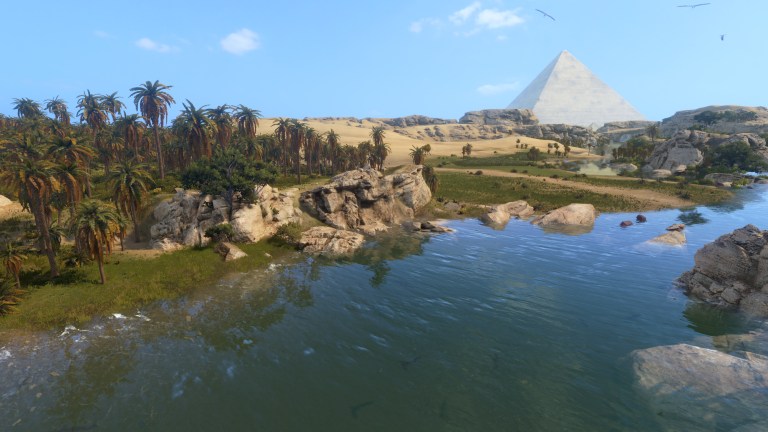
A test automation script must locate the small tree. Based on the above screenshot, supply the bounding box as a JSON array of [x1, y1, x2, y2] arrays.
[[1, 243, 27, 289], [181, 148, 277, 219]]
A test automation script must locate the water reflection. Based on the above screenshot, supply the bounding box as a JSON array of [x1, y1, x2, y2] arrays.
[[677, 208, 709, 226]]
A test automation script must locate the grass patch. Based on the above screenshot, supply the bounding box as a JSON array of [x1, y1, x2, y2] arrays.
[[435, 172, 645, 212], [564, 176, 731, 204], [0, 241, 292, 331]]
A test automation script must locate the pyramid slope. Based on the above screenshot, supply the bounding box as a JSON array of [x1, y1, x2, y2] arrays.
[[508, 51, 645, 127]]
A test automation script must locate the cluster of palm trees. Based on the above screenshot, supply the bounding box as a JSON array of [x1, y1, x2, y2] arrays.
[[0, 80, 395, 291]]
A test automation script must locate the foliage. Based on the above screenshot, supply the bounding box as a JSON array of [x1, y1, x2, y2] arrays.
[[181, 148, 277, 215], [271, 222, 303, 248], [694, 109, 758, 126], [706, 142, 768, 173], [0, 278, 25, 316], [204, 223, 235, 243], [422, 165, 440, 194]]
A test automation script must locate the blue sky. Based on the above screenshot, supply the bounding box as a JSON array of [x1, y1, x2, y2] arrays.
[[1, 1, 764, 122]]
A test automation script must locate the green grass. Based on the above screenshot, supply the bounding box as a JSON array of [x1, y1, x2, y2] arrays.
[[561, 175, 731, 204], [0, 241, 293, 331], [435, 171, 646, 212], [434, 154, 573, 177]]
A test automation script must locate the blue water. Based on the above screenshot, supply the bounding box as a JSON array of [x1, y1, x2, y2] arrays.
[[2, 188, 768, 431]]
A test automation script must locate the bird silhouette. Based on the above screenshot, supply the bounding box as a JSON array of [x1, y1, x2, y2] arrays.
[[677, 3, 710, 8], [720, 34, 726, 41], [535, 9, 555, 21]]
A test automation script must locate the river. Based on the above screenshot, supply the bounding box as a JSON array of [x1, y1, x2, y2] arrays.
[[2, 188, 768, 431]]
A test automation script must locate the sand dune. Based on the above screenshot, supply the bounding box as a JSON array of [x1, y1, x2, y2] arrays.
[[260, 118, 590, 167]]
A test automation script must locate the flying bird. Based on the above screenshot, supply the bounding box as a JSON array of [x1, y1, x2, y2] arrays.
[[535, 9, 556, 21], [677, 3, 711, 8], [720, 34, 726, 41]]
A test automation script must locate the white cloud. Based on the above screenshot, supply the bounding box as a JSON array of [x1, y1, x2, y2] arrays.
[[410, 18, 442, 33], [449, 2, 481, 25], [220, 29, 260, 55], [135, 37, 175, 53], [477, 82, 520, 95], [475, 9, 524, 29]]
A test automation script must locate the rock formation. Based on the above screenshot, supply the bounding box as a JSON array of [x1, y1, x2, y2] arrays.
[[531, 203, 596, 227], [298, 226, 365, 256], [0, 195, 11, 207], [403, 220, 454, 233], [645, 129, 768, 172], [631, 343, 768, 431], [150, 186, 301, 251], [678, 225, 768, 316], [379, 115, 457, 128], [649, 230, 686, 246], [214, 242, 248, 261], [480, 200, 535, 227], [660, 105, 768, 136], [299, 166, 431, 235], [459, 109, 538, 126]]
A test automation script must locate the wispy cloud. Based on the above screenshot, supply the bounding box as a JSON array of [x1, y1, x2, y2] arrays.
[[93, 30, 111, 39], [477, 82, 520, 96], [449, 1, 481, 25], [409, 18, 442, 33], [220, 29, 260, 55], [135, 37, 176, 53], [411, 2, 524, 37], [475, 9, 524, 29]]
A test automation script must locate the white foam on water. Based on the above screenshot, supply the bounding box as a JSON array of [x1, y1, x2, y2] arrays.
[[226, 365, 236, 378], [0, 349, 11, 361], [303, 347, 315, 356], [112, 313, 126, 320]]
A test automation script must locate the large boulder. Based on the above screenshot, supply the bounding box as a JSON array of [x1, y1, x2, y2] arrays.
[[631, 344, 768, 431], [531, 204, 596, 227], [649, 230, 686, 246], [0, 195, 11, 207], [678, 225, 768, 315], [646, 130, 708, 171], [214, 242, 248, 261], [299, 226, 365, 256], [480, 200, 534, 227], [300, 166, 431, 235], [150, 186, 301, 250]]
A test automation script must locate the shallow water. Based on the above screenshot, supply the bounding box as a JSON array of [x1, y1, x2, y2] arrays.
[[2, 188, 768, 431]]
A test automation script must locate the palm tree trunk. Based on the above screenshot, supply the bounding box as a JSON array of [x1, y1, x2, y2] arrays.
[[131, 202, 141, 243], [97, 252, 106, 284], [27, 184, 59, 277], [13, 272, 21, 290], [154, 125, 165, 179]]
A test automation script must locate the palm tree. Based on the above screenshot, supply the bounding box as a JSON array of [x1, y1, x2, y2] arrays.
[[1, 243, 27, 290], [129, 80, 175, 179], [100, 92, 125, 122], [273, 118, 292, 175], [0, 158, 60, 277], [44, 96, 71, 126], [234, 105, 262, 139], [208, 105, 234, 149], [77, 90, 108, 138], [304, 127, 319, 176], [180, 100, 215, 159], [52, 161, 86, 219], [108, 160, 153, 242], [12, 98, 43, 119], [72, 199, 121, 284], [289, 120, 307, 183], [370, 126, 389, 170], [409, 145, 425, 165], [325, 129, 341, 174], [422, 165, 440, 194], [646, 122, 660, 143], [0, 278, 24, 317], [115, 114, 146, 159]]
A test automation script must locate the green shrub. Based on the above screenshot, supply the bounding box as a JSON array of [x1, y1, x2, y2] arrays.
[[272, 222, 303, 248], [204, 224, 235, 243]]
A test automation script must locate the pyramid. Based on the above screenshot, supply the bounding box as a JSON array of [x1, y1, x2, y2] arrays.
[[507, 50, 645, 127]]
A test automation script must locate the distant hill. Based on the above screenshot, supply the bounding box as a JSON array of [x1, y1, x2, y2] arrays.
[[661, 106, 768, 136]]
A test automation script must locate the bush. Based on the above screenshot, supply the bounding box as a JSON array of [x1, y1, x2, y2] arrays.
[[204, 224, 235, 243], [475, 170, 483, 176], [272, 222, 303, 248]]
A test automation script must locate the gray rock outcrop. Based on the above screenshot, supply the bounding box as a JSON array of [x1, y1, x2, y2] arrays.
[[150, 186, 301, 251], [631, 343, 768, 431], [646, 130, 708, 171], [380, 115, 457, 128], [300, 166, 431, 235], [531, 203, 596, 227], [660, 105, 768, 136], [481, 200, 535, 227], [459, 109, 538, 126], [678, 225, 768, 315], [298, 226, 365, 256]]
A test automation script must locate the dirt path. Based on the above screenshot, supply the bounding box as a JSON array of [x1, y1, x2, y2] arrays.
[[437, 168, 693, 210]]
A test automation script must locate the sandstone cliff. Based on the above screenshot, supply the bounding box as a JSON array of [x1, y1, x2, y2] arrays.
[[660, 105, 768, 136]]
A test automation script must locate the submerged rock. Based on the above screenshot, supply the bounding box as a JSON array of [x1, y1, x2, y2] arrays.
[[531, 203, 596, 227], [480, 200, 535, 227], [299, 165, 431, 235], [631, 344, 768, 431], [299, 226, 365, 256], [403, 220, 454, 233], [620, 220, 633, 228], [678, 224, 768, 315], [649, 230, 686, 246]]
